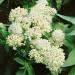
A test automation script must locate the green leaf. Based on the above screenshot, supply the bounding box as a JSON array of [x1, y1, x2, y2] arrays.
[[24, 61, 35, 75], [15, 57, 35, 75], [0, 23, 8, 38], [68, 30, 75, 36], [16, 69, 25, 75], [65, 25, 75, 34], [63, 49, 75, 67], [0, 0, 4, 5], [14, 57, 25, 65], [57, 14, 75, 25], [68, 67, 75, 75], [64, 39, 74, 51]]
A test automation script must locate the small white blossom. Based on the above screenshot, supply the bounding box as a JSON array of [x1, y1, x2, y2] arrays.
[[29, 49, 44, 63], [31, 38, 51, 50], [20, 17, 31, 31], [26, 27, 42, 39], [8, 22, 23, 34], [47, 7, 57, 16], [6, 34, 24, 49], [29, 14, 52, 33], [36, 0, 48, 6], [40, 23, 52, 33], [52, 29, 65, 42], [9, 7, 28, 22], [49, 38, 64, 47]]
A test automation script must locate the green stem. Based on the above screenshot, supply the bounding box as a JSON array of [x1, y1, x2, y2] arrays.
[[23, 69, 26, 75], [24, 61, 35, 75]]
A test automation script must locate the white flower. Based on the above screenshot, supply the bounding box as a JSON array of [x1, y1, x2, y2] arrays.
[[29, 45, 65, 72], [29, 13, 52, 33], [49, 38, 64, 47], [26, 26, 42, 39], [40, 22, 52, 33], [30, 3, 55, 25], [30, 1, 56, 21], [6, 34, 24, 48], [36, 0, 48, 5], [47, 7, 57, 16], [52, 29, 65, 42], [29, 49, 44, 63], [29, 1, 56, 34], [8, 22, 23, 34], [31, 38, 51, 50], [9, 7, 28, 22], [43, 46, 65, 72], [21, 17, 31, 31]]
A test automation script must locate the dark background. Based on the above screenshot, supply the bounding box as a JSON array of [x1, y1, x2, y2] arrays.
[[0, 0, 75, 75]]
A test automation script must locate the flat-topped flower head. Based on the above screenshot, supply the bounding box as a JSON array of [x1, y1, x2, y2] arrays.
[[29, 45, 65, 72], [9, 7, 28, 22], [6, 34, 24, 49], [31, 38, 51, 50], [26, 26, 42, 39], [52, 29, 65, 42], [43, 46, 65, 72], [8, 22, 23, 34], [29, 49, 44, 63]]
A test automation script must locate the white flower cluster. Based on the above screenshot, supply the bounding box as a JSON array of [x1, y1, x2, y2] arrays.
[[29, 49, 44, 63], [7, 7, 30, 48], [8, 22, 23, 34], [31, 38, 51, 50], [49, 29, 65, 47], [28, 0, 57, 39], [43, 47, 65, 72], [6, 34, 24, 49], [6, 0, 65, 73], [7, 0, 57, 48], [52, 29, 65, 42], [26, 26, 42, 39], [9, 7, 28, 22], [29, 39, 65, 72]]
